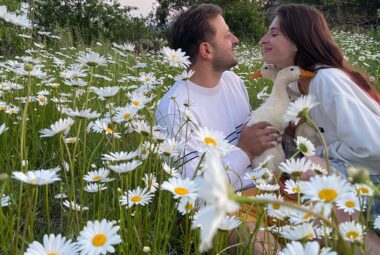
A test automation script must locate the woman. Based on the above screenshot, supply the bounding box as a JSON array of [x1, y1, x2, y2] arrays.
[[260, 3, 380, 176]]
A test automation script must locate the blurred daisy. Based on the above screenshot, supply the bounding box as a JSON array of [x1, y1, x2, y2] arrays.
[[1, 194, 10, 207], [279, 157, 312, 177], [177, 197, 196, 215], [193, 127, 235, 156], [279, 241, 336, 255], [39, 118, 74, 137], [114, 106, 138, 123], [63, 200, 89, 211], [90, 119, 121, 139], [35, 94, 48, 106], [283, 95, 319, 125], [310, 162, 327, 175], [374, 215, 380, 230], [77, 52, 107, 66], [355, 183, 374, 196], [161, 177, 199, 200], [108, 160, 142, 174], [280, 223, 318, 241], [162, 162, 180, 177], [218, 216, 241, 231], [339, 221, 364, 243], [92, 86, 120, 98], [65, 108, 100, 119], [175, 70, 195, 81], [120, 186, 154, 208], [161, 47, 191, 68], [254, 154, 274, 170], [83, 168, 114, 183], [296, 136, 315, 156], [301, 174, 351, 203], [24, 234, 78, 255], [12, 167, 61, 185], [158, 137, 185, 157], [244, 167, 273, 184], [139, 73, 156, 84], [256, 182, 279, 192], [64, 137, 78, 144], [284, 179, 302, 194], [0, 123, 8, 135], [142, 173, 159, 192], [112, 42, 135, 52], [84, 183, 107, 193], [101, 151, 138, 162], [77, 219, 122, 254], [336, 193, 360, 215]]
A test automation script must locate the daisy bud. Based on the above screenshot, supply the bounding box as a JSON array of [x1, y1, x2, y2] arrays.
[[21, 160, 28, 167], [143, 246, 151, 253], [91, 163, 97, 169], [24, 63, 34, 72], [346, 166, 369, 184]]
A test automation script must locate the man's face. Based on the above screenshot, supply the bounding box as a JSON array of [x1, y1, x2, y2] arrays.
[[208, 15, 239, 72]]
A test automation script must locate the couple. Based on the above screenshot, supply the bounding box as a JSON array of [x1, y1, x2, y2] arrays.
[[155, 2, 380, 253]]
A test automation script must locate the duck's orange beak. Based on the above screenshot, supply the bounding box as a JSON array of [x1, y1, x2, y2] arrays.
[[249, 70, 262, 79], [300, 69, 315, 78]]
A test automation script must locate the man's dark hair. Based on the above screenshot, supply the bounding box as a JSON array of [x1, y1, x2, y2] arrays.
[[168, 4, 223, 63]]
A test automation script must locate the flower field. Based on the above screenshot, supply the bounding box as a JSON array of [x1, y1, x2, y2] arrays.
[[1, 5, 380, 254]]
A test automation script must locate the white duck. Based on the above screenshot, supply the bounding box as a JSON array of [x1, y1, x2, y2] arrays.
[[246, 65, 315, 170]]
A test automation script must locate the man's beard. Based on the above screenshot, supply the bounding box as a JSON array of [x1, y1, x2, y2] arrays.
[[212, 48, 239, 72]]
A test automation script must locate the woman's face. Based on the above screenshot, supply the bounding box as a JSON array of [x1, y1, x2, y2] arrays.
[[260, 16, 297, 68]]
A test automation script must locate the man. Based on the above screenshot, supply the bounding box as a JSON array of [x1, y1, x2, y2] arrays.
[[155, 4, 279, 191]]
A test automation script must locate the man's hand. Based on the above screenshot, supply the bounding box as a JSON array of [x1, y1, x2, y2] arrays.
[[238, 121, 281, 160]]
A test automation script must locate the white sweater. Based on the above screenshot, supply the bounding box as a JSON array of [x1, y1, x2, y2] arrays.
[[155, 71, 253, 190], [291, 68, 380, 174]]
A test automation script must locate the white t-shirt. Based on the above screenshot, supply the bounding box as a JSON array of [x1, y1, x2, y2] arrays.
[[155, 71, 254, 190]]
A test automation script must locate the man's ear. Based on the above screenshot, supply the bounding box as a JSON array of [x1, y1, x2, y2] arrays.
[[198, 42, 213, 60]]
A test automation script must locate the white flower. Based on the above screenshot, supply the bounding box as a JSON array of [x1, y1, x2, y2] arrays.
[[114, 106, 138, 123], [65, 108, 100, 119], [301, 174, 351, 203], [142, 173, 159, 192], [310, 162, 327, 175], [63, 200, 89, 211], [162, 162, 180, 177], [256, 182, 280, 192], [284, 179, 302, 194], [108, 160, 142, 174], [77, 52, 107, 66], [101, 151, 138, 162], [296, 136, 316, 156], [374, 215, 380, 230], [120, 186, 154, 208], [339, 221, 364, 243], [244, 167, 273, 184], [177, 197, 196, 215], [161, 46, 191, 68], [83, 168, 114, 183], [161, 177, 199, 200], [0, 123, 8, 135], [193, 127, 235, 156], [283, 95, 319, 125], [279, 157, 312, 177], [355, 183, 374, 196], [175, 70, 195, 81], [218, 216, 241, 231], [64, 137, 78, 144], [12, 167, 61, 185], [92, 86, 120, 98], [280, 223, 319, 241], [84, 183, 107, 193], [24, 234, 79, 255], [1, 194, 10, 207], [77, 219, 122, 254], [158, 137, 185, 158], [112, 42, 135, 52], [39, 118, 74, 137], [279, 241, 336, 255], [336, 193, 360, 215]]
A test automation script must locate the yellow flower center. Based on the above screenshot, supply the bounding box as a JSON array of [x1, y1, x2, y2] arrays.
[[171, 55, 177, 61], [346, 231, 359, 239], [204, 137, 217, 147], [303, 213, 311, 220], [174, 187, 189, 196], [0, 106, 5, 111], [105, 127, 113, 134], [345, 201, 356, 208], [145, 77, 151, 81], [92, 233, 107, 247], [92, 175, 102, 181], [318, 188, 337, 202], [133, 101, 139, 107], [39, 97, 46, 103], [306, 232, 314, 239], [357, 187, 369, 195], [72, 74, 79, 79], [131, 195, 142, 202], [123, 113, 131, 119], [48, 253, 58, 255], [185, 203, 193, 211], [272, 203, 280, 210], [292, 187, 301, 193]]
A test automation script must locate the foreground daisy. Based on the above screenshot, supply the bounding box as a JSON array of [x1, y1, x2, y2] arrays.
[[279, 157, 312, 177], [279, 241, 336, 255], [77, 219, 122, 254], [339, 221, 364, 243], [12, 167, 61, 185], [39, 118, 74, 137], [161, 177, 199, 200], [119, 186, 154, 208], [336, 193, 360, 215], [218, 215, 241, 231], [161, 46, 191, 68], [295, 136, 316, 156], [25, 234, 78, 255], [193, 127, 235, 156], [177, 197, 196, 215], [283, 95, 319, 125]]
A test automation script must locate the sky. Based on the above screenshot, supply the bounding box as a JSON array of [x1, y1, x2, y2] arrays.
[[118, 0, 158, 17]]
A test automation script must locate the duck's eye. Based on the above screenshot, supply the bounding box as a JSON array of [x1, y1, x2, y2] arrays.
[[290, 68, 294, 71], [264, 67, 268, 70]]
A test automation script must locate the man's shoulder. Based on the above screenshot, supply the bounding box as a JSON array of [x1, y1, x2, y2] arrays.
[[222, 70, 241, 81]]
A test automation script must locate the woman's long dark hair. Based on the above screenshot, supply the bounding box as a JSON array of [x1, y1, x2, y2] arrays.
[[276, 4, 380, 104]]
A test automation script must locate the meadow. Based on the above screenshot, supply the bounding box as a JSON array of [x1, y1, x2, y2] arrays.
[[1, 8, 380, 254]]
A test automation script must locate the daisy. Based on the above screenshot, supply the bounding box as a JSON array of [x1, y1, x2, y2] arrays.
[[101, 151, 138, 162], [12, 167, 61, 185], [254, 154, 275, 170], [108, 160, 142, 174], [283, 95, 319, 125], [64, 137, 78, 144], [279, 241, 337, 255], [84, 183, 107, 193], [280, 223, 319, 241], [284, 179, 302, 194], [92, 86, 120, 99], [120, 186, 154, 208], [35, 94, 48, 106], [256, 193, 288, 219], [65, 108, 100, 119], [256, 182, 280, 192], [301, 174, 351, 203], [339, 221, 364, 243], [63, 200, 89, 211], [175, 70, 195, 81], [218, 216, 241, 231], [139, 73, 156, 84], [77, 219, 122, 254], [131, 120, 151, 135], [112, 42, 135, 52], [279, 157, 312, 177], [61, 64, 87, 79], [161, 46, 191, 68], [158, 137, 185, 157], [177, 197, 196, 215], [77, 52, 107, 66], [128, 93, 148, 109], [24, 234, 78, 255], [1, 194, 10, 207], [40, 118, 74, 137], [310, 162, 327, 175], [142, 173, 159, 192], [193, 127, 235, 156], [161, 177, 199, 200], [90, 119, 121, 139], [65, 78, 87, 87], [162, 162, 180, 177], [243, 167, 273, 184], [374, 215, 380, 230], [336, 193, 360, 215], [0, 123, 8, 135], [355, 183, 374, 196], [295, 136, 316, 156], [114, 106, 138, 123], [83, 168, 114, 183]]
